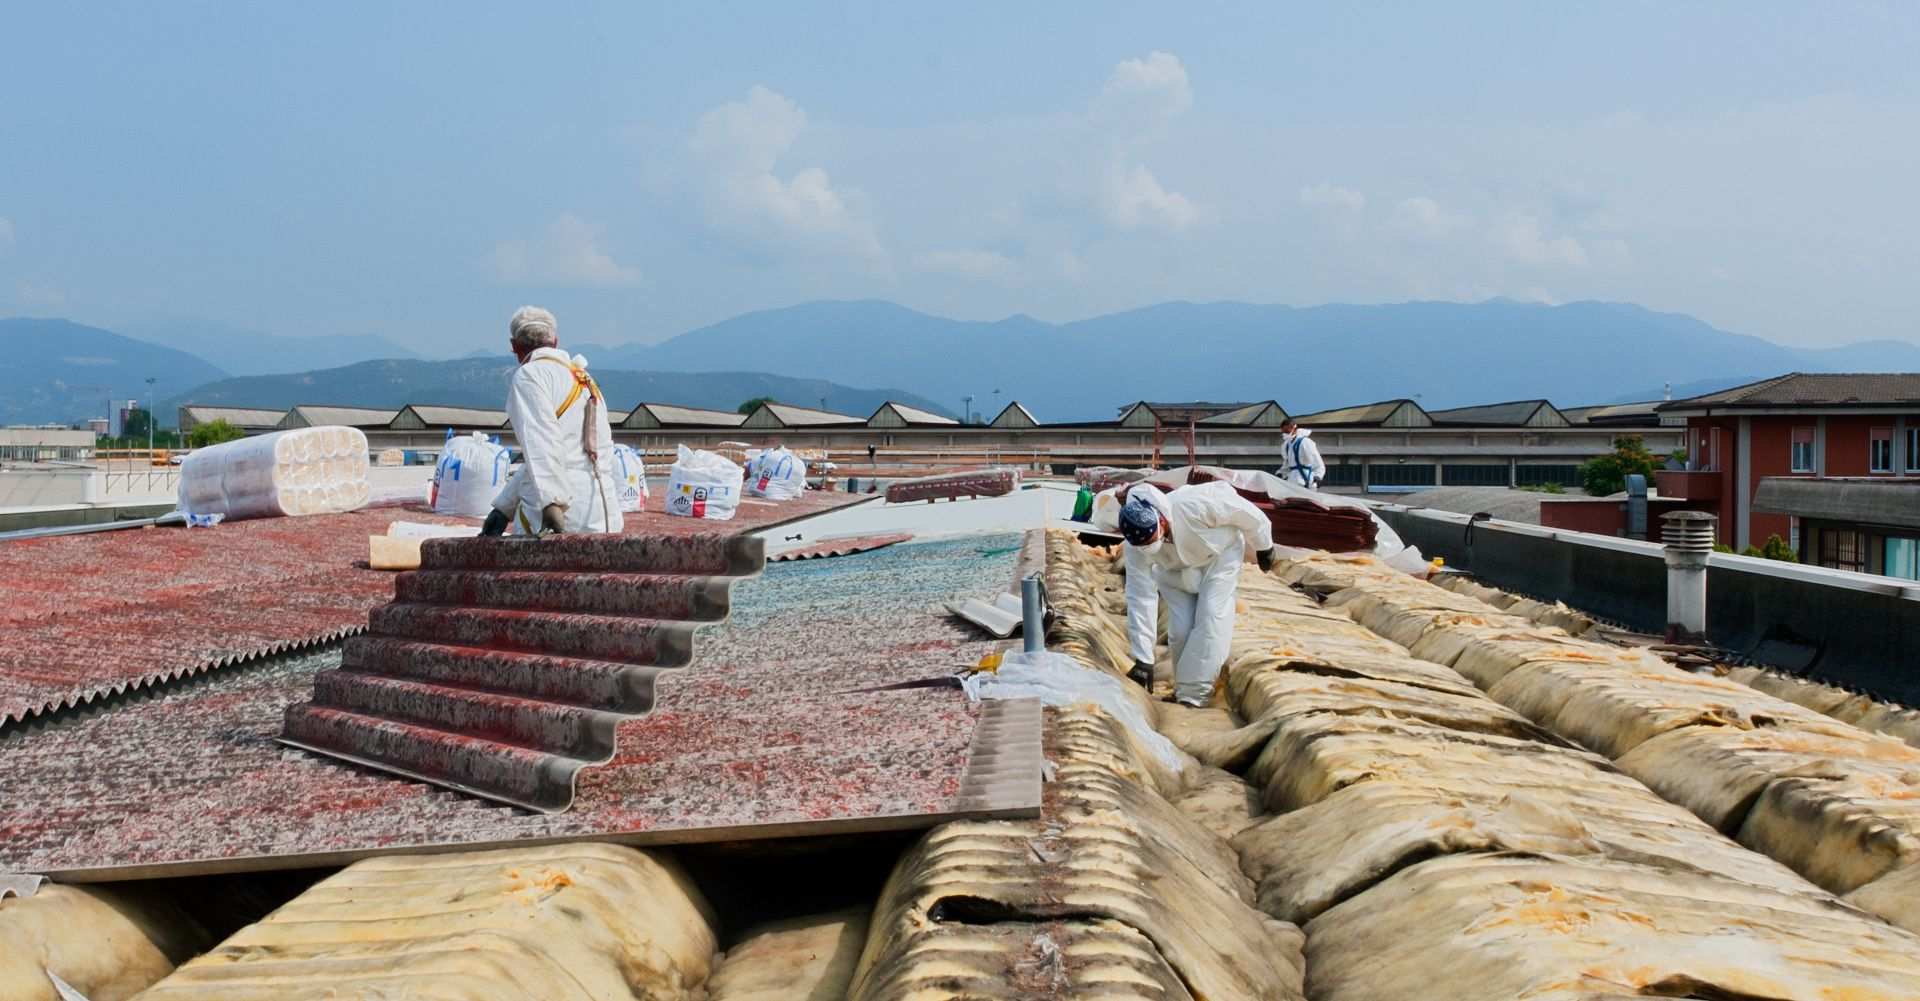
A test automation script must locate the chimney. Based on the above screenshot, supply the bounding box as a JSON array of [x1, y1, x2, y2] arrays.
[[1662, 511, 1716, 643]]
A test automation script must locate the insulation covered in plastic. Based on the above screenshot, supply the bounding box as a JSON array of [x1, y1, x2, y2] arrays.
[[0, 884, 209, 1001], [129, 843, 717, 1000], [177, 426, 371, 521]]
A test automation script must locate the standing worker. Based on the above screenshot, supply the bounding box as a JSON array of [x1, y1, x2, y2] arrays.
[[1119, 481, 1276, 707], [481, 306, 624, 537], [1278, 418, 1325, 488]]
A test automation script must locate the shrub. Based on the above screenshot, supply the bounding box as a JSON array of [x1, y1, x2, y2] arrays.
[[1580, 435, 1662, 497]]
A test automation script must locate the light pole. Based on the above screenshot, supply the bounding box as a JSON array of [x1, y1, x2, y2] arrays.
[[963, 395, 973, 425], [145, 377, 156, 454]]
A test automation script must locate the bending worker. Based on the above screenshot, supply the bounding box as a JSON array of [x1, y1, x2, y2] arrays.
[[1119, 481, 1276, 707], [481, 306, 624, 536], [1279, 418, 1325, 488]]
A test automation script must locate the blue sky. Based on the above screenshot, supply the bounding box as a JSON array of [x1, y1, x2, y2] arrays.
[[3, 2, 1916, 354]]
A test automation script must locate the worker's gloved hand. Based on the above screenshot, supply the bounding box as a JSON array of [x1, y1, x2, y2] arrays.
[[1128, 661, 1154, 688], [1256, 547, 1276, 573], [479, 508, 510, 538], [539, 503, 567, 536]]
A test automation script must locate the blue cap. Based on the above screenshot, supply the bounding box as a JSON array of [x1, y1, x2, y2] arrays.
[[1119, 496, 1161, 546]]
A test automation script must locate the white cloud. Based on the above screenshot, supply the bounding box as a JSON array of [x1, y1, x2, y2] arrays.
[[1095, 51, 1192, 131], [1103, 162, 1197, 231], [1393, 196, 1468, 237], [690, 85, 885, 264], [1493, 212, 1590, 268], [1300, 183, 1367, 212], [492, 213, 641, 287], [911, 248, 1017, 281]]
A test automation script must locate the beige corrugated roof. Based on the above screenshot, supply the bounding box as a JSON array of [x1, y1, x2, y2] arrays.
[[179, 406, 287, 429], [1427, 400, 1567, 427], [755, 403, 864, 426], [874, 402, 958, 426], [396, 405, 508, 428], [1292, 399, 1432, 427], [278, 405, 401, 429], [629, 403, 748, 427]]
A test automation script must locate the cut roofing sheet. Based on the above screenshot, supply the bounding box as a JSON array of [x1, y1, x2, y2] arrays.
[[280, 531, 767, 812], [0, 491, 867, 729], [0, 533, 1040, 880]]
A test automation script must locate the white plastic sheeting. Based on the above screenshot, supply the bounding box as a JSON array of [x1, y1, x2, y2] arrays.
[[430, 432, 511, 517], [177, 426, 370, 522], [962, 650, 1187, 776]]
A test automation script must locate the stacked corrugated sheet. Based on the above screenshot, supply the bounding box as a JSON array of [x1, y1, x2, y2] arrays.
[[280, 531, 765, 811], [884, 467, 1019, 504]]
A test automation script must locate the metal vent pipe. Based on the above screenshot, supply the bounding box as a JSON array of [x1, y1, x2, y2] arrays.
[[1662, 510, 1716, 642]]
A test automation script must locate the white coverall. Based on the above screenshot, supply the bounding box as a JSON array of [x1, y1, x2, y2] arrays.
[[1280, 429, 1326, 488], [491, 347, 624, 534], [1124, 481, 1276, 706]]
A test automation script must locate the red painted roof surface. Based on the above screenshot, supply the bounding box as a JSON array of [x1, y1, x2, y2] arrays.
[[0, 531, 1026, 879], [0, 491, 867, 726]]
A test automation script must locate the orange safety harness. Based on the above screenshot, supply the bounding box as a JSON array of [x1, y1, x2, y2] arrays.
[[521, 356, 609, 533]]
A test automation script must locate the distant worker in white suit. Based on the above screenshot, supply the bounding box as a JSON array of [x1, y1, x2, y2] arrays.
[[1120, 482, 1277, 707], [481, 306, 624, 537], [1279, 418, 1326, 488]]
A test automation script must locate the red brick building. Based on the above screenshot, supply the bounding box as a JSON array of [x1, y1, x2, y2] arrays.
[[1655, 373, 1920, 559]]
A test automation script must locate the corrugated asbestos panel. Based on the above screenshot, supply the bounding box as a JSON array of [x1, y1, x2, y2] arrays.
[[1, 533, 1040, 881], [279, 531, 766, 812], [770, 533, 914, 562], [0, 492, 867, 730], [884, 468, 1019, 504]]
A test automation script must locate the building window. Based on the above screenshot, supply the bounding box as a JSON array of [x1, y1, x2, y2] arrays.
[[1790, 427, 1815, 473], [1887, 538, 1920, 581], [1321, 464, 1363, 487], [1515, 464, 1582, 488], [1440, 464, 1510, 487], [1818, 527, 1868, 573], [1908, 428, 1920, 472], [1367, 463, 1438, 488], [1789, 516, 1800, 556], [1871, 427, 1894, 473]]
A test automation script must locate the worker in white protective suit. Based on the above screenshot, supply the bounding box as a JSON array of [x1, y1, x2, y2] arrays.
[[1278, 419, 1326, 488], [1120, 481, 1276, 707], [481, 306, 624, 537]]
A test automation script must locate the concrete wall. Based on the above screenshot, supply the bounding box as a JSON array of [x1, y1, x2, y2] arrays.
[[1375, 503, 1920, 705]]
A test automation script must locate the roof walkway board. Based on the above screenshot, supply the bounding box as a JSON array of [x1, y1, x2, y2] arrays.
[[0, 491, 865, 730], [0, 531, 1041, 881]]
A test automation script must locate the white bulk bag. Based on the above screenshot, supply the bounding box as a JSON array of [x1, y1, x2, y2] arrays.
[[665, 445, 744, 520], [430, 432, 512, 518], [611, 443, 649, 513], [744, 446, 807, 500], [178, 426, 371, 522]]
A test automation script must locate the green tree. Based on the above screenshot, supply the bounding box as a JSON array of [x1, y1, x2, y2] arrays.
[[187, 418, 246, 449], [121, 408, 153, 441], [1745, 534, 1799, 563], [737, 396, 775, 416], [1580, 435, 1662, 497]]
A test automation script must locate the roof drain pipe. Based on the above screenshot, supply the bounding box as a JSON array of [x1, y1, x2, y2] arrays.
[[1020, 573, 1046, 653], [1662, 510, 1716, 644]]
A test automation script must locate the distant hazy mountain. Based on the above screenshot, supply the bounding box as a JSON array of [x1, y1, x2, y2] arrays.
[[161, 357, 952, 420], [2, 318, 227, 425], [127, 318, 421, 376], [590, 299, 1920, 421]]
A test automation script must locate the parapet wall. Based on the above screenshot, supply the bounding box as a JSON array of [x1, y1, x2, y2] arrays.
[[1372, 503, 1920, 705]]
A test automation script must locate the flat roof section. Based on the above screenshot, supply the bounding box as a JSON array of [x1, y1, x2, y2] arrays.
[[0, 533, 1039, 880]]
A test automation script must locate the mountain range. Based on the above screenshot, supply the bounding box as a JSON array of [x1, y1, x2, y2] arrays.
[[10, 299, 1920, 426], [581, 299, 1920, 421], [126, 319, 420, 376], [157, 358, 951, 422]]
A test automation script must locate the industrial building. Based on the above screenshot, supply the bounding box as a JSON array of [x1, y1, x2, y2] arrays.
[[180, 393, 1686, 492]]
